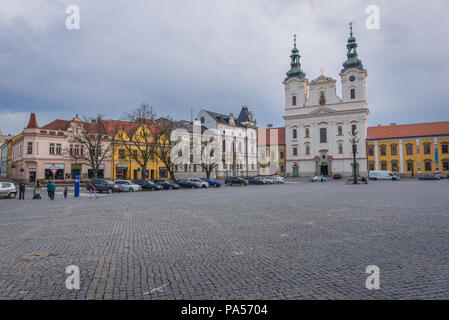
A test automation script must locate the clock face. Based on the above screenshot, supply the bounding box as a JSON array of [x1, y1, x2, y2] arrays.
[[349, 75, 356, 82]]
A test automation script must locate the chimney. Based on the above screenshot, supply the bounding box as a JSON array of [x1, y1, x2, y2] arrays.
[[267, 124, 273, 128]]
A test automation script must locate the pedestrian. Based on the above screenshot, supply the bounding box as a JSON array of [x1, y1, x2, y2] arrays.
[[89, 181, 99, 199], [19, 181, 26, 200], [50, 182, 56, 200], [46, 181, 52, 199], [33, 181, 41, 200], [63, 185, 68, 199]]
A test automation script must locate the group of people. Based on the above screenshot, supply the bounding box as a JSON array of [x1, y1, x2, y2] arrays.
[[17, 181, 69, 200]]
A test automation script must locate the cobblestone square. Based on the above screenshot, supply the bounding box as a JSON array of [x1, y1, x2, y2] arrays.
[[0, 179, 448, 300]]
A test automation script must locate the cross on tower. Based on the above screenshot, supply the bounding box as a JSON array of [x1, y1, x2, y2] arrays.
[[349, 22, 353, 36]]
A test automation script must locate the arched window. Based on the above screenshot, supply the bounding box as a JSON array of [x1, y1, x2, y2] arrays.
[[391, 160, 399, 172], [292, 96, 297, 106], [305, 128, 310, 138], [390, 144, 398, 156], [305, 145, 310, 155], [292, 129, 297, 139], [380, 145, 387, 156], [319, 91, 326, 105], [320, 128, 327, 143], [338, 125, 343, 136], [351, 124, 357, 135], [350, 89, 356, 99]]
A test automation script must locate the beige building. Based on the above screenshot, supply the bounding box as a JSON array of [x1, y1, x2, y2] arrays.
[[0, 131, 13, 177]]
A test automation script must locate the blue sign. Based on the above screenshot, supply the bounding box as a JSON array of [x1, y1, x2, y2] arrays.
[[74, 173, 80, 198]]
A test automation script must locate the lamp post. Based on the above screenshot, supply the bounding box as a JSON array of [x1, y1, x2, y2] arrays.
[[349, 129, 360, 184]]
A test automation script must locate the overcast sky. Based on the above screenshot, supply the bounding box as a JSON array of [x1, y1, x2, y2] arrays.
[[0, 0, 448, 135]]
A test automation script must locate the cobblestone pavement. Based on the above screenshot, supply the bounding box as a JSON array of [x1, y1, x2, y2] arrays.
[[0, 179, 448, 300]]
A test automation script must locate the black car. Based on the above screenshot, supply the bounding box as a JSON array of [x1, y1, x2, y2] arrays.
[[154, 180, 180, 190], [132, 180, 163, 190], [86, 179, 118, 193], [224, 177, 248, 186], [418, 174, 440, 181], [246, 177, 264, 185], [333, 173, 343, 180], [175, 179, 200, 189]]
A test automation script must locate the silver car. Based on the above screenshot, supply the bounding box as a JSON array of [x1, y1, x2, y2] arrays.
[[187, 178, 208, 188], [0, 182, 17, 199], [114, 180, 142, 192]]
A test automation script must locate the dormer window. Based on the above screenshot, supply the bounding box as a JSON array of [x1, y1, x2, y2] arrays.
[[319, 91, 326, 105], [200, 117, 205, 124], [292, 96, 297, 106]]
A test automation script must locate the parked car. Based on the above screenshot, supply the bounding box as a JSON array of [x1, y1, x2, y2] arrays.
[[333, 173, 343, 180], [114, 180, 142, 192], [187, 178, 209, 188], [310, 176, 327, 182], [369, 170, 398, 180], [263, 176, 275, 184], [257, 177, 271, 184], [0, 182, 17, 199], [154, 180, 180, 190], [200, 178, 221, 187], [246, 177, 265, 185], [435, 173, 445, 179], [225, 177, 248, 186], [272, 176, 285, 184], [132, 180, 163, 191], [86, 179, 119, 193], [175, 179, 200, 189], [418, 174, 440, 181]]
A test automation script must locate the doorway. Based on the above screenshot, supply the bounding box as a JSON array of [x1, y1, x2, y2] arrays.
[[320, 163, 328, 176], [29, 169, 36, 183], [293, 166, 299, 177]]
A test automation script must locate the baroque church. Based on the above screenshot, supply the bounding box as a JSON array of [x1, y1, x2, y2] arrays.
[[283, 25, 369, 177]]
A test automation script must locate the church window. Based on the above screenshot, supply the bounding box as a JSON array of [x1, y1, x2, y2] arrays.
[[320, 128, 327, 143], [350, 89, 356, 99], [338, 125, 343, 136], [305, 128, 310, 138], [292, 96, 297, 106], [305, 145, 310, 155], [319, 91, 326, 105], [351, 124, 357, 135], [292, 129, 297, 139]]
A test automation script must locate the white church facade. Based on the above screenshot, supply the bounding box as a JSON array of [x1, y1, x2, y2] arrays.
[[283, 27, 369, 177]]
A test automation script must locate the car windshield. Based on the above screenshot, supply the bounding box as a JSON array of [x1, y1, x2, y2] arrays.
[[191, 179, 201, 182]]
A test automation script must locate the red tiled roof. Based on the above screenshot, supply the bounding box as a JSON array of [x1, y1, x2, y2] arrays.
[[41, 119, 70, 131], [26, 113, 38, 129], [257, 127, 285, 146], [367, 121, 449, 140]]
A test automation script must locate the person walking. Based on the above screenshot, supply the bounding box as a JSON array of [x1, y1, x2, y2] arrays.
[[46, 181, 52, 199], [63, 185, 68, 199], [33, 181, 41, 200], [89, 181, 99, 199], [50, 182, 56, 200], [19, 181, 26, 200]]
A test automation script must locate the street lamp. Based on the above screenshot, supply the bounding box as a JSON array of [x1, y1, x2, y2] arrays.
[[349, 129, 360, 184]]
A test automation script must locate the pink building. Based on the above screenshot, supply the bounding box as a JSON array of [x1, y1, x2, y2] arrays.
[[10, 113, 113, 183]]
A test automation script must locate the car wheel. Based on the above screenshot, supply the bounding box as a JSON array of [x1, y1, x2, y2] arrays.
[[106, 189, 110, 194], [229, 183, 232, 186], [130, 188, 134, 192], [9, 192, 16, 199]]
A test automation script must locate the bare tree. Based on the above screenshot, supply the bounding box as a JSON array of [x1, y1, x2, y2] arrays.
[[152, 117, 178, 181], [66, 115, 113, 179], [191, 132, 219, 179], [115, 103, 156, 180]]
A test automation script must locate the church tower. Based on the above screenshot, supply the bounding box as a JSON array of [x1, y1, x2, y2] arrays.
[[283, 35, 308, 109], [340, 23, 368, 103]]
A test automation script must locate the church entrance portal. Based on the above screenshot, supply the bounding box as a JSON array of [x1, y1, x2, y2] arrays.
[[320, 163, 328, 176]]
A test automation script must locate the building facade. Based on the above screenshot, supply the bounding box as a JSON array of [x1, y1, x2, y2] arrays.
[[0, 131, 13, 177], [174, 107, 258, 179], [283, 28, 369, 177], [257, 126, 286, 176], [366, 122, 449, 176]]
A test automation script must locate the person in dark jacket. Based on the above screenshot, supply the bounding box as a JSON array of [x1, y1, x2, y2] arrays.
[[46, 181, 52, 199], [19, 181, 26, 200]]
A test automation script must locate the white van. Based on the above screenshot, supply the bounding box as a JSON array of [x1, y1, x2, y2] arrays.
[[369, 170, 398, 181]]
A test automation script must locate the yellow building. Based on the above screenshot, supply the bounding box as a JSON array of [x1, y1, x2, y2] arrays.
[[257, 127, 286, 176], [111, 123, 170, 180], [366, 122, 449, 176]]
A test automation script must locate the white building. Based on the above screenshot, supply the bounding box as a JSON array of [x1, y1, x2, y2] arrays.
[[283, 28, 369, 177], [174, 107, 258, 178]]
